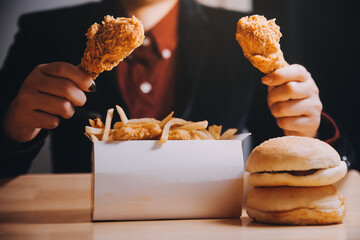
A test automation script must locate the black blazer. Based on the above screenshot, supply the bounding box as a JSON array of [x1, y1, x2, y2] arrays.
[[0, 0, 347, 176]]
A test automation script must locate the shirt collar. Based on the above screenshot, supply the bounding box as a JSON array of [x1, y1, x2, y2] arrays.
[[147, 2, 179, 58]]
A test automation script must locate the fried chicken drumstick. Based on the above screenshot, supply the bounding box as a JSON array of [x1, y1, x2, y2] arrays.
[[79, 15, 144, 79], [236, 15, 288, 74]]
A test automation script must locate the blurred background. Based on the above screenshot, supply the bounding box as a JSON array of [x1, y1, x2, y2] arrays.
[[0, 0, 359, 172]]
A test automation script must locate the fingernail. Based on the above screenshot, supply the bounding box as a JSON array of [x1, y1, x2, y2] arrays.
[[262, 76, 273, 84], [88, 80, 97, 92]]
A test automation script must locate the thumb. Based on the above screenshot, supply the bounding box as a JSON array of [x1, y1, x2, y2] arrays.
[[261, 64, 310, 87]]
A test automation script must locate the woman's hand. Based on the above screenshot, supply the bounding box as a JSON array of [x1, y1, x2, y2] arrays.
[[3, 62, 93, 142], [262, 64, 322, 137]]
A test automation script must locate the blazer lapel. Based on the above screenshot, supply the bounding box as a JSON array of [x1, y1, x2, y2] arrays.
[[175, 0, 210, 119]]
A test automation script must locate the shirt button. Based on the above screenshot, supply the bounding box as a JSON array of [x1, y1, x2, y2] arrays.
[[162, 49, 171, 59], [142, 37, 151, 46], [140, 82, 152, 94]]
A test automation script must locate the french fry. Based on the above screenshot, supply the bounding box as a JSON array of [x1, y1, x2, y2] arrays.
[[176, 120, 208, 131], [196, 129, 215, 140], [116, 105, 129, 123], [94, 118, 105, 128], [102, 108, 114, 141], [209, 125, 222, 140], [159, 111, 174, 128], [85, 126, 104, 142], [89, 118, 105, 128], [86, 105, 238, 142], [160, 118, 189, 143], [85, 126, 104, 135], [219, 128, 238, 140], [90, 134, 100, 141], [89, 119, 95, 127]]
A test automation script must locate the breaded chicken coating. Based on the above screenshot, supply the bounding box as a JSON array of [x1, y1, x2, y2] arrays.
[[168, 129, 201, 140], [112, 122, 162, 140], [79, 15, 144, 79], [236, 15, 288, 74]]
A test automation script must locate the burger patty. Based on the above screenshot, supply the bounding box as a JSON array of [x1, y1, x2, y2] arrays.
[[259, 169, 319, 176]]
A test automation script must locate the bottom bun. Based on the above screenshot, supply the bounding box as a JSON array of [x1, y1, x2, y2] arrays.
[[246, 204, 345, 225]]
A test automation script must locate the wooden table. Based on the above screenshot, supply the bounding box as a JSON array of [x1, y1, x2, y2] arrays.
[[0, 170, 359, 240]]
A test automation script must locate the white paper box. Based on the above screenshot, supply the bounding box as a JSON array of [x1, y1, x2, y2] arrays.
[[91, 133, 249, 221]]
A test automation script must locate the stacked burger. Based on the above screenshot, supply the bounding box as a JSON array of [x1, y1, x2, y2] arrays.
[[245, 136, 347, 225]]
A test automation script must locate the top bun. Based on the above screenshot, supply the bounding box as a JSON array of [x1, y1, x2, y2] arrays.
[[246, 136, 341, 172]]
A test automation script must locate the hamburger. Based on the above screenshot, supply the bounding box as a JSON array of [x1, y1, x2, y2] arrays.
[[245, 136, 347, 187], [246, 185, 346, 225]]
